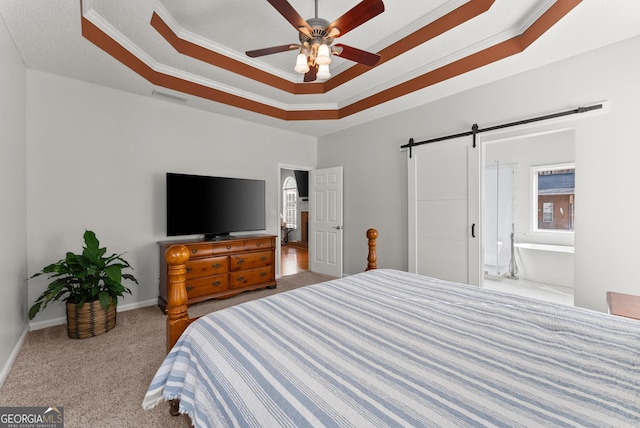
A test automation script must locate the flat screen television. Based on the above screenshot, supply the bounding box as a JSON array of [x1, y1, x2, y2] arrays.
[[166, 172, 266, 240], [294, 170, 309, 199]]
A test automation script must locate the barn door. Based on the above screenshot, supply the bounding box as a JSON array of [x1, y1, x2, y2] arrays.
[[408, 137, 481, 285]]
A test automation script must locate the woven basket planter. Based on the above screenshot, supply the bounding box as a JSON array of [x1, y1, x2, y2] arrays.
[[66, 300, 116, 339]]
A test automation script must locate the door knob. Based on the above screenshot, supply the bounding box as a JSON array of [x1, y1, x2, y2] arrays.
[[333, 226, 342, 230]]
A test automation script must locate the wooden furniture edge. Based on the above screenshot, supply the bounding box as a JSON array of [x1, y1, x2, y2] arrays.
[[365, 228, 378, 271], [607, 291, 640, 320], [164, 244, 196, 353]]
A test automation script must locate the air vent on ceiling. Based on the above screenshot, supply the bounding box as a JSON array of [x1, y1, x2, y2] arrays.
[[151, 89, 188, 103]]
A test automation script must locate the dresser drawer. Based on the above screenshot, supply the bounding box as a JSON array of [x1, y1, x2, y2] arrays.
[[211, 241, 245, 255], [230, 267, 273, 289], [158, 235, 277, 312], [245, 238, 273, 251], [184, 243, 214, 258], [229, 251, 273, 272], [185, 274, 229, 299], [185, 256, 228, 279]]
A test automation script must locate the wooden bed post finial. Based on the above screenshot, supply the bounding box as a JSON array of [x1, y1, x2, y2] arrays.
[[165, 245, 190, 353], [365, 228, 378, 271]]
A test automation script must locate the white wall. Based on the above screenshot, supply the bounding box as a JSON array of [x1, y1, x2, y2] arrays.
[[318, 36, 640, 312], [0, 14, 28, 384], [25, 70, 317, 327]]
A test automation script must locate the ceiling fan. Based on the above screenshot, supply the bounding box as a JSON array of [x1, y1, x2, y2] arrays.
[[246, 0, 385, 82]]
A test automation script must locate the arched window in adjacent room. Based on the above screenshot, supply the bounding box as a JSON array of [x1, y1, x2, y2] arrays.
[[283, 176, 298, 228]]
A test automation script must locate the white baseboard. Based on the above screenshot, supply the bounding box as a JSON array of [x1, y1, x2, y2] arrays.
[[29, 315, 67, 330], [0, 325, 29, 389], [119, 298, 158, 312], [28, 298, 159, 331]]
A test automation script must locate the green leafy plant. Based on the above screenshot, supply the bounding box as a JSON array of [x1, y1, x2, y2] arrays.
[[29, 230, 139, 320]]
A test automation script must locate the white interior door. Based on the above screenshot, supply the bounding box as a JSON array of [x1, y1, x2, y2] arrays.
[[309, 167, 343, 277], [408, 137, 481, 285]]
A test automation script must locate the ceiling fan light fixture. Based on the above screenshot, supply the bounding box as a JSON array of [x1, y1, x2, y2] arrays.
[[317, 64, 331, 80], [316, 43, 331, 65], [294, 52, 310, 73], [252, 0, 384, 82]]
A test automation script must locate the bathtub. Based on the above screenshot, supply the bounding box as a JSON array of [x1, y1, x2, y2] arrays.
[[514, 243, 574, 288]]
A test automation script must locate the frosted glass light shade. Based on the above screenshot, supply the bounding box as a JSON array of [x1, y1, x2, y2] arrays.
[[294, 53, 309, 73], [316, 43, 331, 65], [317, 64, 331, 79]]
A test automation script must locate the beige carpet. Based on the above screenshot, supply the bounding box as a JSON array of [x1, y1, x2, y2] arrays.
[[0, 271, 335, 428]]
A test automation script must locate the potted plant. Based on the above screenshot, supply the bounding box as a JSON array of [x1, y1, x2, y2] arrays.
[[29, 230, 138, 339]]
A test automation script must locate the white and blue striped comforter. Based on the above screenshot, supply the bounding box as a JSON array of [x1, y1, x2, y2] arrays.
[[143, 269, 640, 427]]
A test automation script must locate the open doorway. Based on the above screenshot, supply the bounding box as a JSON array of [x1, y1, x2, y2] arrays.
[[481, 130, 575, 305], [279, 166, 311, 276]]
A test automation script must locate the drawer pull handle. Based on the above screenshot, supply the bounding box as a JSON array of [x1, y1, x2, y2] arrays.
[[237, 276, 245, 282], [212, 263, 222, 269], [191, 249, 198, 254], [260, 256, 267, 262], [186, 267, 192, 273], [256, 242, 262, 247], [186, 286, 193, 292], [226, 245, 232, 250], [237, 258, 245, 265], [212, 281, 222, 287], [260, 272, 267, 277]]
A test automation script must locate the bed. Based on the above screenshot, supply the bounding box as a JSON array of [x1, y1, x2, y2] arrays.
[[143, 229, 640, 427]]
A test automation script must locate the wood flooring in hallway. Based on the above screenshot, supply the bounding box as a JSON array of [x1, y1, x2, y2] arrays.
[[281, 244, 308, 276]]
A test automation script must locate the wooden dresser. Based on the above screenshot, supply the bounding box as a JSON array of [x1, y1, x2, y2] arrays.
[[158, 234, 277, 311]]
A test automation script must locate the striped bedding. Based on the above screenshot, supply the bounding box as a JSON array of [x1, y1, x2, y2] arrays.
[[143, 269, 640, 427]]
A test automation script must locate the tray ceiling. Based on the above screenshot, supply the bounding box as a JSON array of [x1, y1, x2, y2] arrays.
[[1, 0, 639, 136]]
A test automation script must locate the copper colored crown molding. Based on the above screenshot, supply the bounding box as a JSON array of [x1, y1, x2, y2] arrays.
[[81, 0, 581, 121], [340, 0, 584, 118], [150, 13, 301, 95], [325, 0, 496, 92], [151, 0, 496, 95], [80, 17, 293, 120]]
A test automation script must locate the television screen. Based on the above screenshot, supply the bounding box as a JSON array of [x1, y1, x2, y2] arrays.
[[294, 170, 309, 198], [166, 173, 266, 240]]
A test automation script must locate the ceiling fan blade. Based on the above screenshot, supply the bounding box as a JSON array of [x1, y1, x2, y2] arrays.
[[266, 0, 312, 37], [327, 0, 385, 38], [246, 44, 299, 58], [333, 44, 380, 66], [304, 65, 318, 82]]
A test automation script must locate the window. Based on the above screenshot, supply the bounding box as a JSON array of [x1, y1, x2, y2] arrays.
[[283, 176, 298, 228], [542, 202, 554, 223], [532, 163, 575, 232]]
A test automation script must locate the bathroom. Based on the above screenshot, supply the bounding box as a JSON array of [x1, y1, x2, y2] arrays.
[[483, 130, 575, 304]]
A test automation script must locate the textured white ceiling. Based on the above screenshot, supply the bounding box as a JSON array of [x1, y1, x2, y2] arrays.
[[1, 0, 639, 136]]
